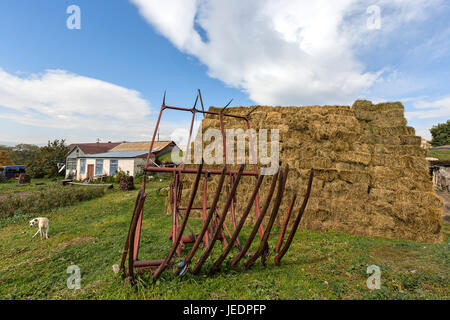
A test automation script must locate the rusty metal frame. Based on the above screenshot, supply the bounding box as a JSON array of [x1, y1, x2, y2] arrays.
[[120, 90, 314, 284], [121, 91, 265, 283]]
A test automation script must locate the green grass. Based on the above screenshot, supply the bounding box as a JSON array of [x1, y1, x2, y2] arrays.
[[0, 184, 108, 221], [428, 150, 450, 161], [0, 178, 55, 195], [0, 178, 448, 300]]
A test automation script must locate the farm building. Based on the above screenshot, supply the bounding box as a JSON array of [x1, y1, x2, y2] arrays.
[[66, 140, 180, 179], [65, 142, 121, 178], [73, 141, 180, 180], [74, 150, 155, 180]]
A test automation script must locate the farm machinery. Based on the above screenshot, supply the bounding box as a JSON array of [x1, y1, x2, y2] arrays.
[[120, 90, 314, 284]]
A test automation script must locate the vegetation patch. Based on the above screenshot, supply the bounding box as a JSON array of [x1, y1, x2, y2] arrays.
[[0, 177, 448, 300], [0, 184, 108, 221], [428, 150, 450, 161]]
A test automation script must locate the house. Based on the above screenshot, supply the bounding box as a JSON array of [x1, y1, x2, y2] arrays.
[[109, 141, 180, 160], [65, 142, 121, 178], [75, 150, 154, 180], [72, 140, 180, 180], [67, 140, 180, 180]]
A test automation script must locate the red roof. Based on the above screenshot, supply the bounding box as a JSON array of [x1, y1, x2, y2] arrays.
[[67, 142, 122, 155]]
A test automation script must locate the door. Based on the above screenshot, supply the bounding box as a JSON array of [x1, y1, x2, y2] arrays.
[[87, 164, 94, 178]]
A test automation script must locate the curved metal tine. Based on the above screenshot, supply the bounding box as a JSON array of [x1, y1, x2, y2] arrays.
[[126, 191, 147, 284], [198, 89, 205, 117], [152, 161, 204, 280], [245, 164, 289, 269], [120, 190, 143, 272], [275, 169, 314, 265], [192, 164, 245, 275], [209, 174, 265, 274], [175, 167, 227, 276], [246, 105, 260, 118], [275, 192, 297, 253], [192, 93, 199, 111], [230, 169, 280, 268], [220, 99, 233, 113]]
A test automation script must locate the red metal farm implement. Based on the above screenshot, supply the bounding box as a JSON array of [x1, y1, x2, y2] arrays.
[[120, 91, 314, 284]]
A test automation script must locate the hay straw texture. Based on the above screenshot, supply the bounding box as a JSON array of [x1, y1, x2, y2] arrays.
[[175, 100, 442, 242], [0, 150, 14, 168]]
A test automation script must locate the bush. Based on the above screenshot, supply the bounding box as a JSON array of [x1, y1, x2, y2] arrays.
[[0, 184, 107, 219], [430, 120, 450, 146], [0, 174, 8, 184]]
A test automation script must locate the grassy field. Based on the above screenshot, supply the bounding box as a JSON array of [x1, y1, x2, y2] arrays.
[[0, 178, 448, 300], [428, 149, 450, 161], [0, 178, 54, 195]]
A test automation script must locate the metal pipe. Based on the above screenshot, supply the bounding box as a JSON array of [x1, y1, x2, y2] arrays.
[[274, 169, 314, 266], [145, 166, 258, 176], [126, 191, 147, 284], [210, 173, 265, 274], [275, 192, 297, 253], [153, 161, 204, 279], [230, 170, 279, 268], [175, 167, 227, 276], [245, 164, 289, 269], [192, 164, 245, 275], [119, 191, 142, 272]]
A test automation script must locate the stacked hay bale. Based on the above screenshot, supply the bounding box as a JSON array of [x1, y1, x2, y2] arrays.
[[176, 101, 442, 242]]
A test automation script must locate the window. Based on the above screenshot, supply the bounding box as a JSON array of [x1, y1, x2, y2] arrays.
[[80, 159, 86, 174], [67, 158, 77, 171], [110, 160, 118, 176], [95, 159, 103, 175]]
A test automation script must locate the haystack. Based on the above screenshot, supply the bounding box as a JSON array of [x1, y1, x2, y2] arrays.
[[175, 100, 443, 242]]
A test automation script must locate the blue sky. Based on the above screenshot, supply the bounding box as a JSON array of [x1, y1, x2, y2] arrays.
[[0, 0, 449, 146]]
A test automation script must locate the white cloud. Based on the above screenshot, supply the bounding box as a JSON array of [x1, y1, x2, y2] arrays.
[[131, 0, 444, 105], [0, 68, 185, 144], [406, 96, 450, 120]]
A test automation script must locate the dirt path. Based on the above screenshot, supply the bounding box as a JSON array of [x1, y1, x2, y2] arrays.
[[435, 190, 450, 223]]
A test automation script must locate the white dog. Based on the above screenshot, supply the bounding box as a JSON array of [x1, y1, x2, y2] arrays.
[[29, 217, 49, 240]]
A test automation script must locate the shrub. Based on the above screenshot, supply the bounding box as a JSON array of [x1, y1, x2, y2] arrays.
[[0, 174, 8, 184], [0, 184, 107, 219]]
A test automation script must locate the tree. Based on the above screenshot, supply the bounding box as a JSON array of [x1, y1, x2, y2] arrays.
[[9, 144, 40, 165], [27, 140, 69, 178], [430, 120, 450, 147]]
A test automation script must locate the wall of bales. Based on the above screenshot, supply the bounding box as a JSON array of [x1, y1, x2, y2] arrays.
[[176, 100, 443, 242]]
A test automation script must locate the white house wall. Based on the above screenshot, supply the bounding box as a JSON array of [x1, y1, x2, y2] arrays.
[[76, 158, 141, 180]]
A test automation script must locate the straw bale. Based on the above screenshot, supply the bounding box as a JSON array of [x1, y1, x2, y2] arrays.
[[174, 100, 443, 242]]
